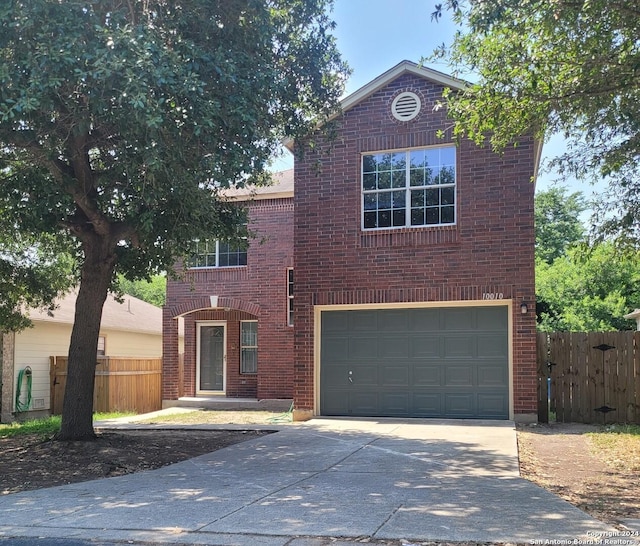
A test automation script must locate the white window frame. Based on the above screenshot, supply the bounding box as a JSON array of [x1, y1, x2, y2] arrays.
[[240, 320, 258, 375], [361, 145, 456, 231], [188, 239, 247, 269], [287, 268, 294, 327], [97, 335, 106, 357]]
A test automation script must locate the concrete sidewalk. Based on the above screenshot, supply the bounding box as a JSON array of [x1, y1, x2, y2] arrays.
[[0, 418, 625, 545]]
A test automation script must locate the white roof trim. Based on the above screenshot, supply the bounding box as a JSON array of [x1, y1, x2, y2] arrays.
[[341, 61, 465, 115]]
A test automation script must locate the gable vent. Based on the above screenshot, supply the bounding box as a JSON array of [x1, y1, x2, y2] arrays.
[[391, 92, 422, 121]]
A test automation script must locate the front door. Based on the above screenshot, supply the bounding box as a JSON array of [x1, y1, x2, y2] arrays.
[[197, 322, 225, 393]]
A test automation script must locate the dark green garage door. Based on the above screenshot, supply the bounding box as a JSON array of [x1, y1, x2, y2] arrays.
[[320, 306, 509, 419]]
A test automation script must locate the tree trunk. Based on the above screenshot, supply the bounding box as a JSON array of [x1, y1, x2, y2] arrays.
[[57, 239, 117, 441]]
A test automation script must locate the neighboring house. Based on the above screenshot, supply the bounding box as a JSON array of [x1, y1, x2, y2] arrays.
[[0, 292, 170, 423], [624, 309, 640, 330], [163, 61, 540, 422]]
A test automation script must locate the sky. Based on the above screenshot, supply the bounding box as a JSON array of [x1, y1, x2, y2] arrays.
[[272, 0, 604, 203]]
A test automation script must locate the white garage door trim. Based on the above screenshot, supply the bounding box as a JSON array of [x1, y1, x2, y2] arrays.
[[314, 300, 514, 420]]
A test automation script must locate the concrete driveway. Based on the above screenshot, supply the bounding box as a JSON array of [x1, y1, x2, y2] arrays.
[[0, 418, 620, 545]]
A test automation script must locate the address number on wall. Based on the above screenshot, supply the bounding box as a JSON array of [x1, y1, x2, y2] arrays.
[[482, 292, 504, 300]]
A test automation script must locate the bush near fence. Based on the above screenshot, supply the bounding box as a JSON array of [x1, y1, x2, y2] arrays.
[[537, 331, 640, 424], [50, 356, 162, 415]]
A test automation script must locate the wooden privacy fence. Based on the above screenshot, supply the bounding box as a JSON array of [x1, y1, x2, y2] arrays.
[[537, 332, 640, 424], [50, 356, 162, 415]]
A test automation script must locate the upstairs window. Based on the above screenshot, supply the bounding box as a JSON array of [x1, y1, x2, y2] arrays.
[[188, 240, 247, 268], [362, 146, 456, 230]]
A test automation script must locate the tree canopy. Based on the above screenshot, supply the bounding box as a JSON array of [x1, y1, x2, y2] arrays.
[[535, 186, 587, 264], [117, 274, 166, 307], [536, 243, 640, 331], [0, 0, 348, 439], [431, 0, 640, 245]]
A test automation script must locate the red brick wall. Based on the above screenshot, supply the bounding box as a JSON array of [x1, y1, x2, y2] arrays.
[[293, 73, 537, 417], [163, 198, 294, 400]]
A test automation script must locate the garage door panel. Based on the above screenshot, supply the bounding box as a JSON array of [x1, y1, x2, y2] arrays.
[[443, 308, 475, 330], [350, 311, 378, 331], [478, 393, 508, 417], [320, 306, 509, 419], [413, 365, 441, 386], [477, 335, 508, 358], [410, 336, 441, 358], [322, 337, 349, 361], [349, 337, 378, 359], [443, 336, 475, 358], [412, 393, 443, 416], [444, 393, 476, 417], [409, 308, 440, 331], [477, 365, 508, 387], [322, 366, 349, 388], [352, 365, 378, 386], [379, 337, 409, 358], [380, 364, 410, 386], [378, 310, 409, 331], [444, 365, 474, 387], [321, 390, 349, 415], [350, 391, 379, 414], [323, 312, 349, 332], [380, 393, 410, 415], [480, 307, 509, 330]]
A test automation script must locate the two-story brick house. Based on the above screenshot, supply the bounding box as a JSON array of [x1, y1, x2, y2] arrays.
[[162, 61, 540, 422]]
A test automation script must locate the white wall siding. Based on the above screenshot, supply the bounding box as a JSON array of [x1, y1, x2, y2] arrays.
[[100, 329, 162, 357], [14, 322, 71, 413], [13, 322, 162, 413]]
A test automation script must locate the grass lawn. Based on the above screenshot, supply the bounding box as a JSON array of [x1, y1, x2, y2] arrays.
[[587, 424, 640, 472], [0, 412, 134, 438], [140, 409, 291, 425]]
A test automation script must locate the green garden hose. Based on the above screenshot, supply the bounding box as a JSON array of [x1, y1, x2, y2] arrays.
[[15, 367, 33, 412]]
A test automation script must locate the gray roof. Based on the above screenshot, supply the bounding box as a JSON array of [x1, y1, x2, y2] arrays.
[[28, 292, 163, 336], [223, 169, 294, 201]]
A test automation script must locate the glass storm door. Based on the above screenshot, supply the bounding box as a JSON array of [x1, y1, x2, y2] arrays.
[[198, 324, 225, 392]]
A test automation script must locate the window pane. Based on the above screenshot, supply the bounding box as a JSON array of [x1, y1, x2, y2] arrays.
[[426, 188, 439, 206], [241, 348, 257, 374], [440, 146, 456, 166], [378, 171, 391, 189], [363, 173, 376, 190], [411, 208, 425, 225], [392, 209, 406, 226], [378, 210, 391, 227], [409, 168, 424, 186], [378, 191, 391, 209], [424, 149, 440, 168], [379, 153, 393, 171], [392, 190, 405, 208], [364, 211, 377, 228], [391, 170, 405, 188], [409, 150, 425, 169], [441, 186, 455, 205], [442, 206, 455, 224], [426, 208, 439, 224], [362, 155, 376, 173], [364, 193, 377, 211], [410, 189, 425, 207], [241, 322, 257, 346], [391, 152, 405, 169], [440, 165, 455, 185]]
